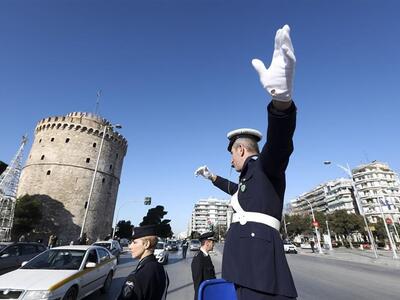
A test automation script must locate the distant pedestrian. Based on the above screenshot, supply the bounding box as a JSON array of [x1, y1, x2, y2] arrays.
[[182, 239, 189, 259], [191, 232, 216, 300], [310, 240, 315, 253], [48, 234, 55, 248]]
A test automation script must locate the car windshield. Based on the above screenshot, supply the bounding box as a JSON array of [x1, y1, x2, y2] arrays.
[[191, 240, 200, 245], [0, 244, 8, 251], [94, 243, 111, 250], [156, 243, 164, 250], [21, 249, 86, 270]]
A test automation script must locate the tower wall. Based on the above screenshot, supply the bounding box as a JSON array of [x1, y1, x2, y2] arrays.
[[17, 112, 128, 243]]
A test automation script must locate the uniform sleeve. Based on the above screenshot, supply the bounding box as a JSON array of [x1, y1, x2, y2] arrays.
[[212, 176, 238, 195], [118, 275, 140, 300], [259, 102, 296, 200], [191, 255, 203, 293]]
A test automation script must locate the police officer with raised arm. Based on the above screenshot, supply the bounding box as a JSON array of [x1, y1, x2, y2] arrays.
[[195, 25, 298, 300], [191, 232, 217, 300]]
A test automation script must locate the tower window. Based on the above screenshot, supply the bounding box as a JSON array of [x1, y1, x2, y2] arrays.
[[102, 178, 105, 183], [46, 170, 51, 175], [86, 158, 90, 163], [39, 139, 42, 143], [93, 143, 96, 148], [51, 138, 54, 142], [109, 165, 113, 170], [41, 155, 45, 160], [65, 138, 70, 143], [116, 153, 119, 159]]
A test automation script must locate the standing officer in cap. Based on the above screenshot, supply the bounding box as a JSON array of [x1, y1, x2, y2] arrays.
[[195, 24, 297, 299], [118, 224, 169, 300], [191, 231, 217, 300]]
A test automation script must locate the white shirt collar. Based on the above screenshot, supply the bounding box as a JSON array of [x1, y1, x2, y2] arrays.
[[200, 247, 209, 256]]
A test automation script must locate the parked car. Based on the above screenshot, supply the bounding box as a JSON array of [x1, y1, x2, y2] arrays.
[[0, 245, 116, 300], [93, 240, 123, 263], [283, 240, 298, 254], [166, 240, 178, 251], [154, 241, 169, 265], [0, 242, 47, 275], [189, 239, 201, 251]]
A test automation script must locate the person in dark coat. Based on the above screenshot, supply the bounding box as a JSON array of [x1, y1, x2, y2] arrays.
[[195, 25, 297, 299], [310, 240, 315, 253], [182, 239, 189, 259], [191, 232, 216, 300], [118, 225, 169, 300]]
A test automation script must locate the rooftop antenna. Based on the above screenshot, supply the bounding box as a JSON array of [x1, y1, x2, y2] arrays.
[[95, 90, 102, 116]]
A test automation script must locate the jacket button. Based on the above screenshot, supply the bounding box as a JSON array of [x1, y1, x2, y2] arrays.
[[251, 233, 255, 237]]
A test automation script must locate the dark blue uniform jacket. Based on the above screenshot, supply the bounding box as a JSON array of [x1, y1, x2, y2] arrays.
[[118, 254, 168, 300], [191, 250, 216, 300], [213, 102, 297, 298]]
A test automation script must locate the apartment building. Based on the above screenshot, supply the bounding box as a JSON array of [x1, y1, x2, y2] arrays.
[[353, 161, 400, 223], [291, 178, 356, 215], [190, 197, 232, 234]]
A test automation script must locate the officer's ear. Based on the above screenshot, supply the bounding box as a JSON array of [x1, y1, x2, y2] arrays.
[[143, 239, 151, 250]]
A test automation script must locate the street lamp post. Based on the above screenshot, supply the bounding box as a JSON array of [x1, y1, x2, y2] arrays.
[[376, 194, 398, 259], [322, 185, 333, 250], [80, 123, 122, 239], [112, 197, 151, 239], [325, 220, 333, 250], [324, 161, 378, 259], [304, 199, 323, 254], [283, 214, 290, 239]]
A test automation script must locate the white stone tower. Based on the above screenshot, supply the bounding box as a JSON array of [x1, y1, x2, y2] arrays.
[[17, 112, 127, 243]]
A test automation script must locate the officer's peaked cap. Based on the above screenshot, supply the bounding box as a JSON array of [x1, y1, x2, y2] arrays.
[[131, 224, 158, 240], [199, 231, 217, 241], [227, 128, 262, 152]]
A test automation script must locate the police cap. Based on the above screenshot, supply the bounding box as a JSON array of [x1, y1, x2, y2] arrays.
[[227, 128, 262, 152], [199, 231, 217, 241], [131, 224, 158, 240]]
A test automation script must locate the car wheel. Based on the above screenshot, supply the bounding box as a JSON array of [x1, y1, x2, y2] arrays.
[[101, 271, 113, 294], [63, 286, 78, 300]]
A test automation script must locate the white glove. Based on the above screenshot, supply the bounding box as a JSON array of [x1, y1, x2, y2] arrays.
[[252, 24, 296, 102], [194, 165, 213, 180]]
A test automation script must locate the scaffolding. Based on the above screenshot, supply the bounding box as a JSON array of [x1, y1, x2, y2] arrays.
[[0, 136, 27, 241]]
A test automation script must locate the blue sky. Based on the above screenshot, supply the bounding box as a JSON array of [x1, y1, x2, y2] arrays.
[[1, 0, 400, 234]]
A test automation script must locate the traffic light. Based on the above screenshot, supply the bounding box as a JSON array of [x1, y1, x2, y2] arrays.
[[144, 197, 151, 205]]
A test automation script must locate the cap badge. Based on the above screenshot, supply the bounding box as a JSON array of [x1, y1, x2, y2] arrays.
[[240, 184, 246, 192]]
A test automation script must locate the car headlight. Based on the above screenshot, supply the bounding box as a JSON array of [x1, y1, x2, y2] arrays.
[[23, 290, 51, 300]]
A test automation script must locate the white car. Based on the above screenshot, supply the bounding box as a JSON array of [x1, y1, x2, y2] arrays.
[[189, 239, 201, 251], [283, 241, 298, 254], [93, 240, 122, 263], [154, 242, 169, 265], [0, 245, 117, 300]]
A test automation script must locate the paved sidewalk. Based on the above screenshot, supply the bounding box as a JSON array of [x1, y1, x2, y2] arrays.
[[298, 246, 400, 269]]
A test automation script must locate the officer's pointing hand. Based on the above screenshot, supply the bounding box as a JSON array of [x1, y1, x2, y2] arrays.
[[252, 24, 296, 102], [195, 165, 214, 180]]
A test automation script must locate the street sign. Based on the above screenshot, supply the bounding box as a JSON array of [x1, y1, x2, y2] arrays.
[[386, 218, 393, 225], [312, 221, 319, 227]]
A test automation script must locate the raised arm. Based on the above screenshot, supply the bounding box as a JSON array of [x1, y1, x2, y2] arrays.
[[194, 165, 238, 195], [251, 24, 297, 200]]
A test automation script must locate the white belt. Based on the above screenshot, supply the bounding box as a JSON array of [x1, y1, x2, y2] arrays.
[[232, 211, 281, 231]]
